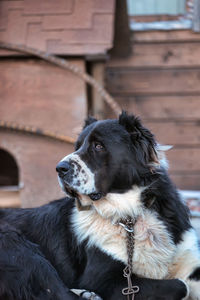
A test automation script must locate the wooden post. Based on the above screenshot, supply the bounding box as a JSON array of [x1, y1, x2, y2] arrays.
[[91, 62, 105, 119]]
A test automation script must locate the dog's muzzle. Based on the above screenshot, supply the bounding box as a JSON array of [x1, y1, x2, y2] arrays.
[[56, 160, 78, 197], [56, 161, 70, 179], [56, 158, 103, 201]]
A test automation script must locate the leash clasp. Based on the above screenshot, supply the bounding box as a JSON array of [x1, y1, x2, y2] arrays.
[[118, 222, 134, 232], [118, 218, 136, 232]]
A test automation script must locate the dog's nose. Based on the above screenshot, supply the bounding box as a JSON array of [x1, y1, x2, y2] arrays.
[[56, 161, 70, 176]]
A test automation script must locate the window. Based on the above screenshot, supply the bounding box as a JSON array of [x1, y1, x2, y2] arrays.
[[127, 0, 186, 16], [127, 0, 200, 32]]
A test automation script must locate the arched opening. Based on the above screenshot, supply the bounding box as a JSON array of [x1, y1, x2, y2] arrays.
[[0, 149, 20, 207], [0, 149, 19, 186]]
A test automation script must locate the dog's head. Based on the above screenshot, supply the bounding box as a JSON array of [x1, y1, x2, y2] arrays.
[[56, 112, 162, 201]]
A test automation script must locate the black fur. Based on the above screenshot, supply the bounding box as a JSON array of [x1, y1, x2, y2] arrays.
[[0, 220, 81, 300], [83, 116, 97, 129], [189, 267, 200, 281], [0, 112, 192, 299], [141, 170, 191, 244], [0, 199, 188, 300], [119, 111, 157, 167]]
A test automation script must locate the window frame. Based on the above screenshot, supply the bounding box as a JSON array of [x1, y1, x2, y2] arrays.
[[128, 0, 200, 32]]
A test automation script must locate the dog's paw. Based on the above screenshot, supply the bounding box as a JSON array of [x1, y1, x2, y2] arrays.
[[81, 291, 103, 300], [177, 279, 190, 300]]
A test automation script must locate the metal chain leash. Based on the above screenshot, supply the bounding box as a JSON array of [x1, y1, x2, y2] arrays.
[[119, 218, 140, 300]]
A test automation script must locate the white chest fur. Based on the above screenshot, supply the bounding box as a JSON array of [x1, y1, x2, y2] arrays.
[[71, 188, 176, 279]]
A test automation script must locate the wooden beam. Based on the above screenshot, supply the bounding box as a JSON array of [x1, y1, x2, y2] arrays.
[[107, 42, 200, 68], [91, 62, 105, 119], [145, 121, 200, 146], [112, 95, 200, 120], [132, 30, 200, 42], [170, 174, 200, 190], [109, 0, 131, 58], [106, 68, 200, 95], [166, 148, 200, 172]]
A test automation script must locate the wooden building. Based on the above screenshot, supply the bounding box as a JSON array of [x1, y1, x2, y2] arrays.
[[0, 0, 115, 207], [0, 0, 200, 209]]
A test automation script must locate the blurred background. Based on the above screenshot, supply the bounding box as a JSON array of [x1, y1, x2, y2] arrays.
[[0, 0, 200, 231]]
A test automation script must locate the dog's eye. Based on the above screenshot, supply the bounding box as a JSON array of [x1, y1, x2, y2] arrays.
[[94, 142, 104, 151]]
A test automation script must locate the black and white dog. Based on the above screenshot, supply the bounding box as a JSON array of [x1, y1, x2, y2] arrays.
[[0, 112, 199, 299]]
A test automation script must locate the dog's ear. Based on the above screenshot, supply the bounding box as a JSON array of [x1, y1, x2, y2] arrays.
[[119, 111, 141, 133], [83, 116, 97, 129], [119, 111, 151, 140], [119, 111, 158, 166]]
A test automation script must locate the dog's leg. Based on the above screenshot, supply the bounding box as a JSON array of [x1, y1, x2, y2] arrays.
[[169, 261, 200, 299], [71, 289, 102, 300], [186, 267, 200, 300], [168, 229, 200, 299]]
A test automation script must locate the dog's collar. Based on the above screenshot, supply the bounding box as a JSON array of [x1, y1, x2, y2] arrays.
[[75, 196, 92, 211], [76, 194, 156, 211]]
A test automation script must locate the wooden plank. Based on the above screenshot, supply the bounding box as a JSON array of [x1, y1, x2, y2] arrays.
[[170, 174, 200, 190], [91, 62, 105, 119], [144, 121, 200, 146], [107, 42, 200, 68], [0, 49, 27, 56], [133, 30, 200, 42], [106, 68, 200, 95], [0, 59, 87, 139], [113, 95, 200, 120], [166, 148, 200, 172]]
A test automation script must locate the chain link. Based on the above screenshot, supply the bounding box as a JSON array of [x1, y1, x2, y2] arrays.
[[120, 218, 140, 300]]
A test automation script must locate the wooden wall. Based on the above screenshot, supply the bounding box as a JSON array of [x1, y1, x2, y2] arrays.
[[106, 30, 200, 190], [0, 0, 115, 55], [0, 59, 86, 139], [0, 58, 87, 207]]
